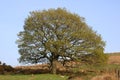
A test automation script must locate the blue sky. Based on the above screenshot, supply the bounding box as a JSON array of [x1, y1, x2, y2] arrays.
[[0, 0, 120, 66]]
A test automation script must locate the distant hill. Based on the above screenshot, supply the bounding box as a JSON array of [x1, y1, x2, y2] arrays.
[[107, 52, 120, 64], [107, 52, 120, 55]]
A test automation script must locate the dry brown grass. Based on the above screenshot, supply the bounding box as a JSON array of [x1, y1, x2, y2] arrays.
[[91, 73, 117, 80], [15, 64, 49, 70], [68, 77, 83, 80], [14, 61, 80, 72], [108, 52, 120, 64]]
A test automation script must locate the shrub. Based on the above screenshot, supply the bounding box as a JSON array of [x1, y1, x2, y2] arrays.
[[0, 62, 14, 74], [0, 65, 4, 74]]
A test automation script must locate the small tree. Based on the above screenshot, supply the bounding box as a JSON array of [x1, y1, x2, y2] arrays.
[[17, 8, 107, 74], [0, 61, 1, 65]]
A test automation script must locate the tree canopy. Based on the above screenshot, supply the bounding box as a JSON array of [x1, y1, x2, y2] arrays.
[[17, 8, 107, 74]]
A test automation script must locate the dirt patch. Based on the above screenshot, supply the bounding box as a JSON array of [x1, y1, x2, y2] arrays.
[[68, 76, 82, 80]]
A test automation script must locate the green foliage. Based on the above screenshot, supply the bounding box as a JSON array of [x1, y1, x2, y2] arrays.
[[79, 45, 108, 65], [17, 8, 106, 74]]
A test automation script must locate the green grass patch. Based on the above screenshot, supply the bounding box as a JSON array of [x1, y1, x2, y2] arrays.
[[0, 74, 68, 80]]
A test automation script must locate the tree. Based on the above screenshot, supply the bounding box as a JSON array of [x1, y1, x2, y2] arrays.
[[0, 61, 1, 65], [17, 8, 107, 74]]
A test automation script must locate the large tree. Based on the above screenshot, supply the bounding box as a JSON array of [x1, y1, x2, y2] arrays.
[[17, 8, 107, 74]]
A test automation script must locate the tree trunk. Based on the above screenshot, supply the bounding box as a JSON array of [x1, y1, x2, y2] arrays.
[[51, 59, 57, 74]]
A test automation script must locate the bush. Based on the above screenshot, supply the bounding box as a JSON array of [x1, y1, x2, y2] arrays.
[[0, 62, 14, 74], [4, 65, 14, 72], [0, 65, 4, 74]]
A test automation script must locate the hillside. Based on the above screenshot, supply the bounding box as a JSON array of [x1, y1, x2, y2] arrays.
[[107, 52, 120, 64], [0, 52, 120, 80], [14, 53, 120, 75]]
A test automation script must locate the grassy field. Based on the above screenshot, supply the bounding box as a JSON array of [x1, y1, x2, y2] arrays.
[[0, 74, 68, 80]]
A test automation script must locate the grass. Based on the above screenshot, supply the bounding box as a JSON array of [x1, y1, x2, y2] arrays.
[[0, 74, 68, 80]]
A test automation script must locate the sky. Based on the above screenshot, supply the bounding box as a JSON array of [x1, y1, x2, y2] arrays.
[[0, 0, 120, 66]]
